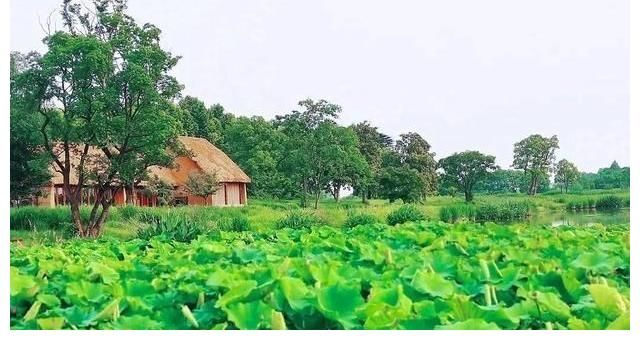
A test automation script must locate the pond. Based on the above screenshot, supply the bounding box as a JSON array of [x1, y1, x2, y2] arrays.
[[528, 209, 630, 227]]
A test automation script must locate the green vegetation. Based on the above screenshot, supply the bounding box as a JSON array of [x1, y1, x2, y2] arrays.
[[10, 221, 629, 330], [275, 210, 323, 230], [343, 212, 378, 229], [439, 202, 531, 223], [386, 205, 425, 226]]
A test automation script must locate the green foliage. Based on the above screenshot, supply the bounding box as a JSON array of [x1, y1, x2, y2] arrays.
[[185, 171, 219, 199], [343, 212, 378, 229], [10, 51, 51, 202], [136, 214, 204, 242], [439, 201, 531, 223], [438, 151, 497, 202], [10, 222, 630, 329], [16, 0, 183, 236], [217, 215, 251, 232], [275, 210, 322, 230], [565, 195, 628, 211], [387, 205, 425, 225], [512, 134, 559, 195], [595, 195, 625, 210], [554, 159, 580, 193], [378, 166, 425, 203]]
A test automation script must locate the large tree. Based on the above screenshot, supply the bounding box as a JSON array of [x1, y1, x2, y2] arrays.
[[554, 159, 580, 193], [275, 99, 366, 208], [395, 132, 438, 198], [378, 165, 425, 203], [512, 134, 559, 195], [349, 121, 390, 202], [23, 0, 182, 236], [220, 116, 294, 198], [438, 151, 497, 202]]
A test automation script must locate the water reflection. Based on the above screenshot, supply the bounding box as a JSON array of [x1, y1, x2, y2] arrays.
[[528, 209, 630, 227]]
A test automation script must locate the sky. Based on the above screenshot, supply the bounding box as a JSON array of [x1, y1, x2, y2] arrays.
[[11, 0, 629, 172]]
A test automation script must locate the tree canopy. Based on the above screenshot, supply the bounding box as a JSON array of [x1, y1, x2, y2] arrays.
[[512, 134, 559, 195], [438, 151, 497, 202]]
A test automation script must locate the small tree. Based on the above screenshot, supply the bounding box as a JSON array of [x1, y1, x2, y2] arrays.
[[143, 176, 174, 206], [512, 134, 559, 195], [554, 159, 580, 193], [185, 171, 219, 205], [438, 151, 497, 202]]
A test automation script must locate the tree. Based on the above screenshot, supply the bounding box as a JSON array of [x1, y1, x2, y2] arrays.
[[438, 151, 497, 202], [185, 171, 219, 205], [378, 166, 425, 203], [512, 134, 559, 195], [178, 96, 223, 144], [144, 175, 173, 206], [10, 51, 51, 203], [324, 126, 369, 202], [275, 99, 350, 208], [395, 132, 438, 198], [554, 159, 580, 193], [220, 116, 294, 198], [476, 169, 526, 193], [350, 121, 390, 203], [24, 0, 182, 236]]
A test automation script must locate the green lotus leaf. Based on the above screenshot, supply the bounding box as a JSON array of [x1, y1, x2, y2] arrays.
[[37, 317, 65, 330], [587, 284, 627, 320], [316, 283, 365, 329], [411, 271, 455, 298], [224, 300, 272, 330], [436, 318, 500, 330], [113, 315, 163, 330], [215, 280, 258, 308]]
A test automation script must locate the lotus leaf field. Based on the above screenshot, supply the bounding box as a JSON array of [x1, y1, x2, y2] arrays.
[[10, 221, 630, 330]]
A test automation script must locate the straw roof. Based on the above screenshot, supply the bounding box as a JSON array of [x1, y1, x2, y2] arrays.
[[48, 136, 251, 186]]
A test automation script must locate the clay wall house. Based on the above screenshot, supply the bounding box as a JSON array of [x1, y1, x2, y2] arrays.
[[35, 136, 250, 207]]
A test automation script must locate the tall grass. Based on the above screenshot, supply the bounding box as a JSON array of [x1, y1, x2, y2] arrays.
[[439, 201, 531, 223]]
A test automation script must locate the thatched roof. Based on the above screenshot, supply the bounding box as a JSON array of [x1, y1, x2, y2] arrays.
[[48, 136, 250, 186]]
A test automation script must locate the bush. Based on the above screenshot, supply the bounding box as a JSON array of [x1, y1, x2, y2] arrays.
[[217, 215, 251, 232], [136, 213, 204, 242], [275, 210, 322, 230], [343, 212, 378, 229], [595, 195, 624, 210], [387, 205, 425, 226]]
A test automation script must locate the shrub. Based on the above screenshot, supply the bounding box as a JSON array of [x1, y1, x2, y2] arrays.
[[343, 212, 378, 229], [136, 213, 204, 242], [217, 215, 251, 232], [595, 195, 624, 210], [275, 210, 322, 230], [387, 205, 425, 226]]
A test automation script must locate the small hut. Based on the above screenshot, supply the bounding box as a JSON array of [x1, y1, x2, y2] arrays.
[[36, 136, 251, 207]]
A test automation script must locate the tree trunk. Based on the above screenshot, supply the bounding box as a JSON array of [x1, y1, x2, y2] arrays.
[[126, 183, 134, 205], [314, 191, 320, 209], [332, 184, 340, 202], [464, 190, 473, 202], [301, 181, 307, 208]]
